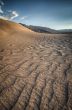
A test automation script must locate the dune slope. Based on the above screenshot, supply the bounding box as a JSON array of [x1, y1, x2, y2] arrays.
[[0, 19, 72, 110]]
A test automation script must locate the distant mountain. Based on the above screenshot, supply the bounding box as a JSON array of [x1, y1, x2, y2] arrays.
[[58, 29, 72, 34], [20, 23, 57, 34], [20, 23, 72, 34]]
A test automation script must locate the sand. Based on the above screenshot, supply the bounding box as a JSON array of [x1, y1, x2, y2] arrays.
[[0, 19, 72, 110]]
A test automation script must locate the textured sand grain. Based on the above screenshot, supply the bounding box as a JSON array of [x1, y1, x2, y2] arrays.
[[0, 19, 72, 110]]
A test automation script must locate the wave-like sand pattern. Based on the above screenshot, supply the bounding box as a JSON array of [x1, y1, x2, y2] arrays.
[[0, 19, 72, 110]]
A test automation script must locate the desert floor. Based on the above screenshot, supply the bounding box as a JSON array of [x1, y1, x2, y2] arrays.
[[0, 20, 72, 110]]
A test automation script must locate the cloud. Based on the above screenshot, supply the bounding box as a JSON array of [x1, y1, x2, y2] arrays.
[[0, 6, 3, 13], [0, 1, 27, 21], [0, 11, 19, 20], [10, 11, 19, 20], [0, 0, 19, 20], [21, 16, 28, 20], [0, 0, 4, 14], [0, 16, 7, 20], [0, 0, 4, 5]]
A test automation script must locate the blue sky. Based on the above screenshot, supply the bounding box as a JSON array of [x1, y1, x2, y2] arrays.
[[0, 0, 72, 29]]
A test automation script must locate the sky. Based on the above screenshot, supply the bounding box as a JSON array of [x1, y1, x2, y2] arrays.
[[0, 0, 72, 30]]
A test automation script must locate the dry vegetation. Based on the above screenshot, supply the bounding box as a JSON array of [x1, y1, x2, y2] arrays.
[[0, 19, 72, 110]]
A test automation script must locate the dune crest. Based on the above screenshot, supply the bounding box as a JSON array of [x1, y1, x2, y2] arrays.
[[0, 19, 33, 35]]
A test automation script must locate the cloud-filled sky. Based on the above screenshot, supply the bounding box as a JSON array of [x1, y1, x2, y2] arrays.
[[0, 0, 72, 29]]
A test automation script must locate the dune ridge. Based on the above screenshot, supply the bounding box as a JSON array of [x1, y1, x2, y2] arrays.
[[0, 19, 34, 37]]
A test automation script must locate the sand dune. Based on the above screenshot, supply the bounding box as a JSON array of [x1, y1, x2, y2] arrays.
[[0, 19, 33, 32], [0, 19, 72, 110]]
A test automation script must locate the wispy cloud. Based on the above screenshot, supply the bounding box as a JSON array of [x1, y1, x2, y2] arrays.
[[0, 0, 19, 20], [0, 0, 4, 5], [10, 11, 19, 20], [0, 0, 4, 13], [0, 0, 27, 21], [0, 10, 19, 20], [0, 6, 3, 13], [21, 16, 28, 20], [0, 16, 7, 19]]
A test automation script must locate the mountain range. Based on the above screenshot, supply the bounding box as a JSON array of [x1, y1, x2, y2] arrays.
[[20, 23, 72, 34]]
